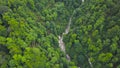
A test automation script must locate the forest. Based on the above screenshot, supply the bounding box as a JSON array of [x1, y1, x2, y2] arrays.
[[0, 0, 120, 68]]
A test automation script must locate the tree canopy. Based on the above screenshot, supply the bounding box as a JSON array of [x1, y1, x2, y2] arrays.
[[0, 0, 120, 68]]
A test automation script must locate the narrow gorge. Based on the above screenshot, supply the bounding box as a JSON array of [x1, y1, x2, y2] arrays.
[[58, 10, 76, 62]]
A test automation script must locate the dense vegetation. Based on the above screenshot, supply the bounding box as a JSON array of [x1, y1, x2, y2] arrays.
[[0, 0, 120, 68], [64, 0, 120, 68]]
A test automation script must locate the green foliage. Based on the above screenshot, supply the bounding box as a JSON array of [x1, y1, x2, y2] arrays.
[[0, 0, 77, 68], [0, 6, 9, 15], [0, 0, 120, 68], [64, 0, 120, 68]]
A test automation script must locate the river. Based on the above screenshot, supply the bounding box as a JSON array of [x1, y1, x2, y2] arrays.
[[58, 1, 86, 67], [58, 10, 76, 62]]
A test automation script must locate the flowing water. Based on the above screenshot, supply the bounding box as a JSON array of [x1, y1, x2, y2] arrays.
[[58, 10, 75, 61], [58, 17, 72, 61], [58, 1, 85, 67]]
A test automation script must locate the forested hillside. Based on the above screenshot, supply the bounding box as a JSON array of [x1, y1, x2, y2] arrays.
[[0, 0, 120, 68]]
